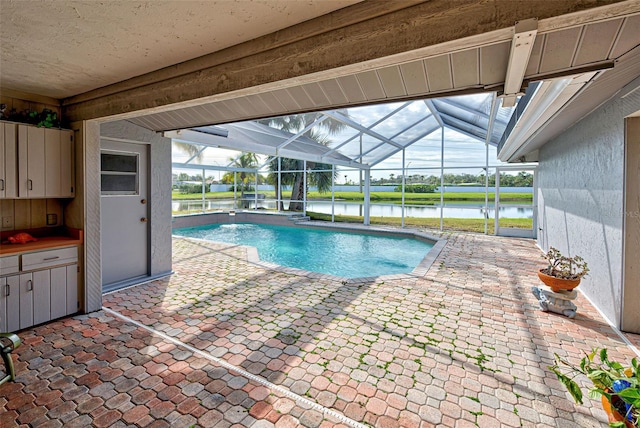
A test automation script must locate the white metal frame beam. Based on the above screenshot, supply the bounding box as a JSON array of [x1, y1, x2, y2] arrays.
[[276, 115, 328, 152], [501, 18, 538, 108], [323, 111, 403, 149], [483, 93, 499, 235], [437, 98, 491, 120], [184, 145, 208, 164], [439, 113, 492, 143], [323, 102, 413, 157], [498, 74, 596, 161], [167, 129, 368, 169], [354, 114, 438, 162], [370, 123, 441, 167], [423, 99, 444, 127], [172, 162, 256, 172], [442, 125, 487, 145]]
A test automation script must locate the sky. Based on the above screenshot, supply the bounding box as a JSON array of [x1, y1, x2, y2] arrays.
[[172, 93, 518, 183]]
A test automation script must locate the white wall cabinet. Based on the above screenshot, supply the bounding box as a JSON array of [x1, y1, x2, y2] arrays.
[[0, 121, 75, 199], [44, 127, 75, 198], [0, 122, 18, 198], [0, 247, 79, 332], [18, 125, 46, 197]]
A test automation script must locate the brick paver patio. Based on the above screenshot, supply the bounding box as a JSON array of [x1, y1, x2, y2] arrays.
[[2, 229, 639, 427]]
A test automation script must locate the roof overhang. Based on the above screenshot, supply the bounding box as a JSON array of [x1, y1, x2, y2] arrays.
[[498, 44, 640, 162], [62, 2, 640, 127]]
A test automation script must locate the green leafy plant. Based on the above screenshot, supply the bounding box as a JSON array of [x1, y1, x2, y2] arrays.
[[549, 348, 639, 427], [541, 247, 589, 280], [1, 106, 60, 128]]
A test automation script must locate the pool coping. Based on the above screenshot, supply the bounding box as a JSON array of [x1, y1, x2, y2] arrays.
[[173, 216, 446, 283]]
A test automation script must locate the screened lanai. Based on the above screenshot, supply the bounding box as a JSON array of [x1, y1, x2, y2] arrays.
[[166, 90, 539, 236]]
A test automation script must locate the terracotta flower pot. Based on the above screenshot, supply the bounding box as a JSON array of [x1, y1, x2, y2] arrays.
[[537, 269, 581, 292], [601, 394, 635, 427]]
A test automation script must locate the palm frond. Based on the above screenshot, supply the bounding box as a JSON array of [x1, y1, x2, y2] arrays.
[[173, 141, 205, 162]]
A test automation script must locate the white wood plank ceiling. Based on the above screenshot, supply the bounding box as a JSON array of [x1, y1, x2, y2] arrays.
[[128, 14, 640, 133]]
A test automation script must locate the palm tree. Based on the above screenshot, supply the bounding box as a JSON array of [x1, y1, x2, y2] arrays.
[[221, 152, 259, 193], [259, 112, 346, 211], [266, 157, 298, 210]]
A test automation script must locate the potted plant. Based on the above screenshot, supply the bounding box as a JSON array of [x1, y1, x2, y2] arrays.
[[538, 247, 589, 292], [549, 348, 639, 427]]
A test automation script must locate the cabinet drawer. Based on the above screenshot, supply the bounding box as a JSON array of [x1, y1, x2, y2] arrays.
[[21, 247, 78, 270], [0, 255, 19, 275]]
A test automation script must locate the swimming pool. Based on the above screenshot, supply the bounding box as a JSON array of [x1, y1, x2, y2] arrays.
[[173, 223, 434, 278]]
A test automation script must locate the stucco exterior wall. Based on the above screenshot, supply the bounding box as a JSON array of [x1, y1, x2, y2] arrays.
[[149, 134, 173, 277], [80, 121, 103, 313], [537, 90, 640, 327]]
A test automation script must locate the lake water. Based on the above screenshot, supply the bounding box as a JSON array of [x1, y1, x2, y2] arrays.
[[173, 199, 533, 219]]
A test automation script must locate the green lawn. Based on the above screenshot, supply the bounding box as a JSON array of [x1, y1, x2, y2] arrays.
[[172, 190, 532, 204], [306, 212, 532, 234]]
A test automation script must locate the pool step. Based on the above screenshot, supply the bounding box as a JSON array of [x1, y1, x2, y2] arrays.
[[290, 215, 310, 223]]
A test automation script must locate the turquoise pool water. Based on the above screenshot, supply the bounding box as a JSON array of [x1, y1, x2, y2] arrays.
[[173, 223, 433, 278]]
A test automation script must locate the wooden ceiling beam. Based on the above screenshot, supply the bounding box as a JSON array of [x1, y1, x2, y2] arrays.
[[64, 0, 635, 123]]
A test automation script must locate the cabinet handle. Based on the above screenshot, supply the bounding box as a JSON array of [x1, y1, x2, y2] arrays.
[[5, 284, 9, 297], [27, 280, 33, 291], [28, 179, 33, 190], [43, 256, 60, 261], [0, 178, 4, 191]]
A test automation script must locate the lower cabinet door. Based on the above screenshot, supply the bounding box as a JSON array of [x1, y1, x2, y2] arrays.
[[50, 266, 67, 319], [4, 275, 20, 332], [66, 264, 78, 316], [19, 273, 33, 329], [33, 270, 51, 325], [0, 277, 8, 332], [0, 277, 4, 332]]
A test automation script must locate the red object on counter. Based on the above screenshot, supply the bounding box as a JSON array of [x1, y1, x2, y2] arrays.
[[6, 233, 38, 244]]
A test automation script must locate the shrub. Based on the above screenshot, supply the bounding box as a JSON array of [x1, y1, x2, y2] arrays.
[[176, 183, 205, 194], [394, 184, 436, 193]]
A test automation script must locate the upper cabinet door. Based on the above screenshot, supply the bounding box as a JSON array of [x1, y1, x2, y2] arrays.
[[11, 124, 75, 199], [18, 125, 46, 198], [45, 128, 61, 197], [0, 122, 18, 198], [44, 128, 75, 198], [58, 130, 75, 198]]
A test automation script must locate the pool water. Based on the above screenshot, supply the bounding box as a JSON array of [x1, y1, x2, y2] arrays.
[[173, 223, 433, 278]]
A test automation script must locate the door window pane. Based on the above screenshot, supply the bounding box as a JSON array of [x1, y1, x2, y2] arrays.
[[101, 175, 137, 192], [101, 153, 137, 172], [101, 152, 138, 195]]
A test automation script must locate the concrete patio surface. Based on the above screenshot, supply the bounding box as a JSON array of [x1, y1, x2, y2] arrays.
[[2, 231, 639, 427]]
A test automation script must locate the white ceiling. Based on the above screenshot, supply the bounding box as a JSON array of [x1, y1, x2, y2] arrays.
[[0, 0, 361, 99]]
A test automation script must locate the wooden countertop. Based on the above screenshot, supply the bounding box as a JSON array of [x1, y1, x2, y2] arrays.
[[0, 229, 83, 256]]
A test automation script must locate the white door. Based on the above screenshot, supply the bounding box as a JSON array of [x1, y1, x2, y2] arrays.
[[100, 141, 149, 289]]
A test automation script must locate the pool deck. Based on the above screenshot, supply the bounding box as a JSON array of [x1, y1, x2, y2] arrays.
[[2, 229, 640, 427]]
